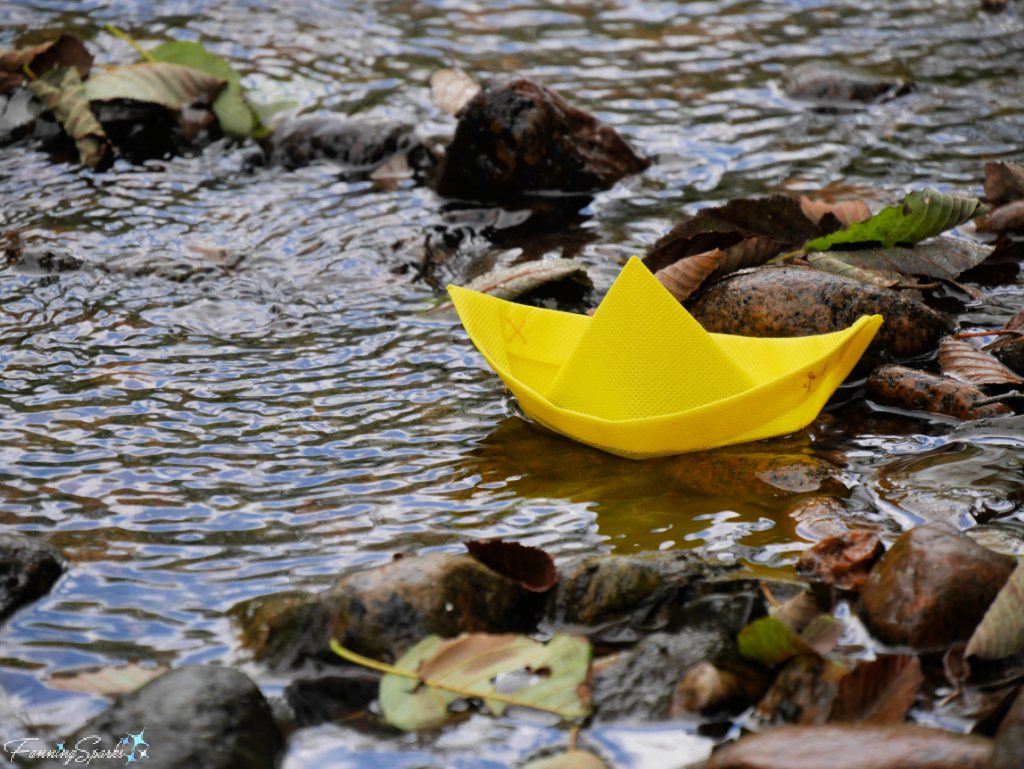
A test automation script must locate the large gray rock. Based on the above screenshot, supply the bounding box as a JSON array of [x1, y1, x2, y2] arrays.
[[0, 534, 64, 623]]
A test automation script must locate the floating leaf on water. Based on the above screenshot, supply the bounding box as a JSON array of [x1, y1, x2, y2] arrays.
[[938, 337, 1024, 386], [430, 68, 480, 115], [0, 34, 92, 94], [522, 750, 610, 769], [149, 41, 253, 137], [464, 539, 557, 593], [654, 248, 725, 302], [805, 190, 989, 252], [964, 560, 1024, 661], [463, 258, 589, 302], [48, 663, 168, 695], [28, 66, 109, 167], [829, 654, 923, 725], [332, 632, 592, 730], [985, 161, 1024, 207], [83, 62, 226, 111]]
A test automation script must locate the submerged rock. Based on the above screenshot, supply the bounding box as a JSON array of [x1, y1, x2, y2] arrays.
[[707, 724, 992, 769], [59, 666, 282, 769], [859, 523, 1016, 650], [235, 553, 544, 668], [781, 62, 914, 104], [0, 534, 65, 623], [434, 76, 649, 202], [687, 267, 953, 371]]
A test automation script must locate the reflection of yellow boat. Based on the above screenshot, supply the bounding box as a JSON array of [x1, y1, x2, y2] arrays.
[[449, 257, 882, 459]]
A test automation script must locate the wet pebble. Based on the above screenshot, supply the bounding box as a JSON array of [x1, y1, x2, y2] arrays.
[[781, 62, 913, 104], [859, 523, 1016, 650], [235, 553, 545, 667]]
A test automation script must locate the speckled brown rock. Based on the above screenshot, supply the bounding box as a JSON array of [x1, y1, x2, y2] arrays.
[[781, 63, 913, 104], [797, 531, 885, 592], [859, 523, 1016, 650], [234, 553, 544, 668], [435, 76, 649, 202], [687, 267, 953, 371], [867, 365, 1013, 420], [707, 724, 993, 769]]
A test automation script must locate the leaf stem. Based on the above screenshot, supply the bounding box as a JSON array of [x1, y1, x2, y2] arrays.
[[105, 24, 155, 62], [329, 640, 418, 679]]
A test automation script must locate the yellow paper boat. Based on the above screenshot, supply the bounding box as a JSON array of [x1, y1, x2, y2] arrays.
[[448, 257, 883, 459]]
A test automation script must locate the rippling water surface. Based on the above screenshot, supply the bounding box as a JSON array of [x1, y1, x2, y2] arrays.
[[2, 0, 1023, 765]]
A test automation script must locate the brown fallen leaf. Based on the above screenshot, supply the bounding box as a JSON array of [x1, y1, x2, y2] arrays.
[[975, 200, 1024, 234], [430, 68, 481, 116], [938, 337, 1024, 386], [985, 161, 1024, 207], [0, 34, 92, 94], [800, 196, 872, 230], [654, 248, 725, 302], [829, 654, 924, 724], [462, 258, 590, 302], [49, 663, 168, 695], [965, 560, 1024, 661], [866, 365, 1013, 420], [465, 539, 557, 592]]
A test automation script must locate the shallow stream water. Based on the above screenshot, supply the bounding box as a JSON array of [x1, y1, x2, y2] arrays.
[[1, 0, 1024, 766]]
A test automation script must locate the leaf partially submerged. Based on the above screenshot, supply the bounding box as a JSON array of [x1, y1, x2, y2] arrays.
[[83, 62, 226, 111], [805, 189, 988, 251], [964, 560, 1024, 661], [738, 614, 843, 667], [149, 41, 253, 137], [430, 68, 480, 116], [939, 337, 1024, 386], [463, 258, 589, 302], [465, 539, 557, 593], [28, 66, 109, 167], [829, 654, 923, 724], [48, 663, 168, 695], [332, 632, 592, 730], [0, 34, 92, 94]]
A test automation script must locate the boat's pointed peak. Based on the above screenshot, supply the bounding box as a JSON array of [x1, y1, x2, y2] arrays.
[[542, 256, 758, 421]]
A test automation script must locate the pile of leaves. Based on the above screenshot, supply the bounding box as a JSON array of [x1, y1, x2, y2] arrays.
[[0, 28, 262, 167]]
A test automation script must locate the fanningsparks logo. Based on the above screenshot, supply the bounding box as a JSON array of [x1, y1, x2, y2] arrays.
[[4, 728, 149, 765]]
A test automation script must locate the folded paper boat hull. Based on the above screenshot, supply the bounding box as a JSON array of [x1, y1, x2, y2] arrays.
[[449, 258, 883, 459]]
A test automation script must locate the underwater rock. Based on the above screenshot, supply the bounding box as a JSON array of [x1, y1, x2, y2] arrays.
[[860, 523, 1016, 650], [781, 62, 914, 104], [434, 76, 649, 202], [59, 666, 282, 769], [0, 533, 65, 623], [687, 267, 953, 371], [866, 365, 1014, 420], [988, 337, 1024, 377], [707, 724, 992, 769], [235, 553, 544, 668]]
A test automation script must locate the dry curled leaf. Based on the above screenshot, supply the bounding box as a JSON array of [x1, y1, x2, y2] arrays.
[[800, 197, 872, 228], [462, 258, 589, 301], [985, 161, 1024, 207], [654, 248, 725, 301], [465, 539, 557, 593], [975, 201, 1024, 235], [939, 337, 1024, 386], [829, 654, 924, 724], [28, 66, 109, 167], [965, 560, 1024, 661], [83, 62, 226, 110], [0, 34, 92, 94]]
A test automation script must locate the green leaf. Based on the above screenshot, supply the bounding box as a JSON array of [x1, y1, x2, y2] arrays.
[[804, 189, 988, 251], [83, 62, 226, 111], [964, 559, 1024, 661], [149, 41, 253, 138], [523, 750, 610, 769], [806, 236, 993, 284], [28, 66, 108, 167], [334, 632, 592, 731], [738, 616, 816, 666]]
